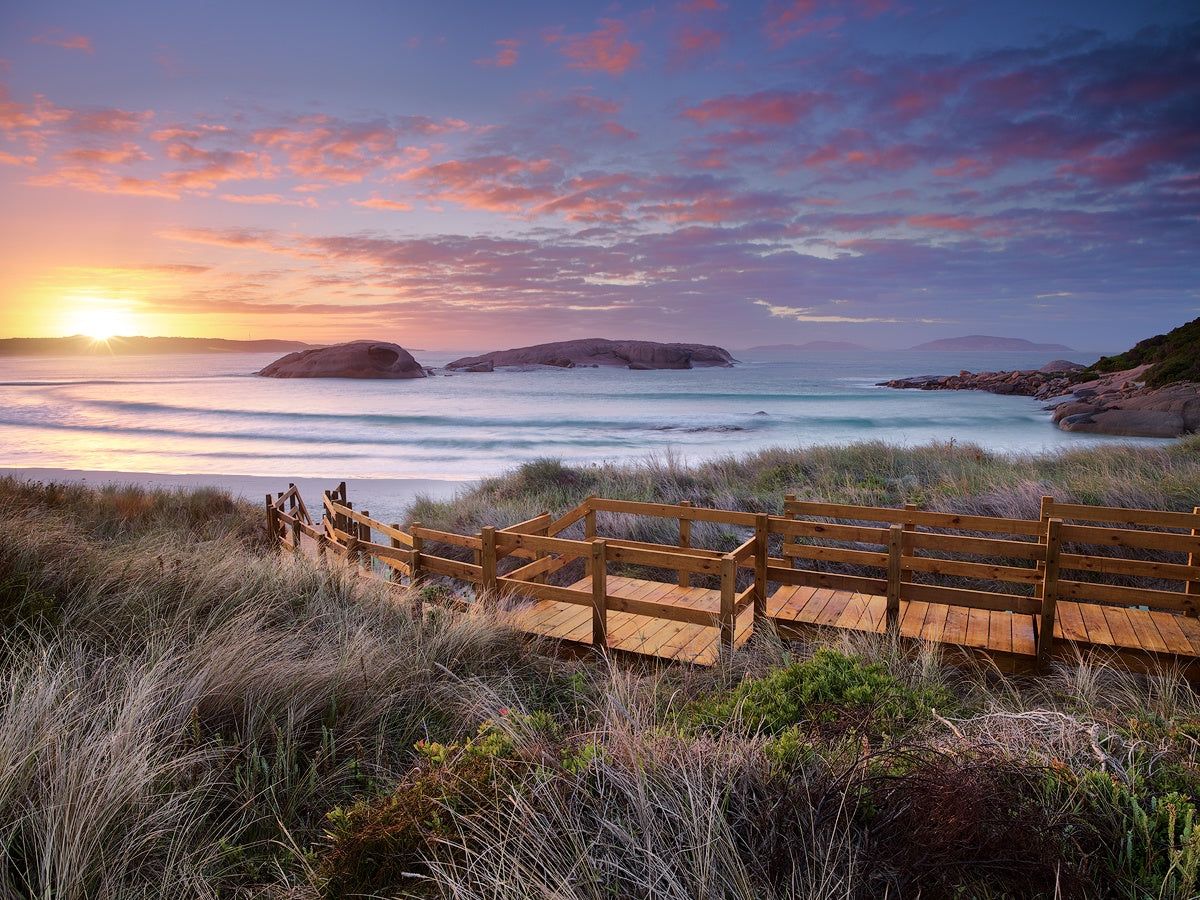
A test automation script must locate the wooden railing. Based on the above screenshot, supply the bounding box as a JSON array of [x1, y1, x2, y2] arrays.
[[267, 486, 1200, 669]]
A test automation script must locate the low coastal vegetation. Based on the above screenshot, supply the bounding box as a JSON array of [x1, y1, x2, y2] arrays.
[[1080, 315, 1200, 388], [2, 439, 1200, 898]]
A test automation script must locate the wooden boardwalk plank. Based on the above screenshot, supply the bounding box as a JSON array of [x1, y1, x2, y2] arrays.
[[989, 612, 1013, 654], [1145, 611, 1194, 656], [1078, 602, 1115, 646], [1054, 601, 1090, 643], [815, 591, 854, 627], [1011, 615, 1037, 657], [1125, 608, 1169, 654], [1102, 606, 1140, 650], [900, 601, 930, 639], [943, 605, 970, 646], [766, 584, 818, 619], [965, 607, 990, 648], [920, 604, 950, 643], [1176, 615, 1200, 655]]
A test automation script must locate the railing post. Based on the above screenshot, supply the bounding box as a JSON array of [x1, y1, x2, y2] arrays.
[[410, 521, 424, 587], [1034, 495, 1054, 604], [886, 524, 903, 636], [481, 526, 498, 599], [534, 512, 549, 585], [754, 513, 769, 622], [585, 496, 597, 541], [265, 494, 277, 548], [291, 515, 302, 557], [902, 503, 917, 590], [591, 539, 607, 650], [1037, 518, 1063, 672], [389, 524, 403, 584], [720, 553, 736, 656], [1186, 506, 1200, 617], [678, 500, 692, 588], [784, 494, 797, 570], [359, 510, 371, 572]]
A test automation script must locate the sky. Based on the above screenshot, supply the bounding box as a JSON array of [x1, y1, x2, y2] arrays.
[[0, 0, 1197, 353]]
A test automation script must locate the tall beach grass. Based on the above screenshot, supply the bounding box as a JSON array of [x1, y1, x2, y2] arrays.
[[1, 438, 1198, 898]]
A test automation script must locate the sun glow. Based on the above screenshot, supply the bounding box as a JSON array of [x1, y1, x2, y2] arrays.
[[65, 300, 139, 342]]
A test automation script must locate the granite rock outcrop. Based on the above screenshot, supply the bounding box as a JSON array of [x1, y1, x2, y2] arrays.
[[446, 339, 736, 371], [259, 341, 426, 379], [879, 362, 1199, 438]]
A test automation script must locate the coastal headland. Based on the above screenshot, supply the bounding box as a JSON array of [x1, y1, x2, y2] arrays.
[[879, 317, 1200, 438]]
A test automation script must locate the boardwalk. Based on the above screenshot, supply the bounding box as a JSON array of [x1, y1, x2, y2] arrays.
[[268, 485, 1200, 678]]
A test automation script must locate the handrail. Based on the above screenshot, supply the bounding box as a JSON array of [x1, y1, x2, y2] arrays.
[[269, 482, 1200, 669]]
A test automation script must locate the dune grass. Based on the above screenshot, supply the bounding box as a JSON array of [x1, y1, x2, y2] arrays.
[[1, 443, 1199, 898]]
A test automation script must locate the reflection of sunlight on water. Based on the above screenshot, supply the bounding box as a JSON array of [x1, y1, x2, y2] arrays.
[[0, 352, 1172, 480]]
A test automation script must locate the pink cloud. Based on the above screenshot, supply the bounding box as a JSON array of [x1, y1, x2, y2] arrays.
[[219, 192, 317, 207], [683, 89, 825, 126], [351, 196, 414, 211], [32, 29, 93, 53], [676, 0, 727, 10], [0, 150, 35, 166], [67, 108, 152, 135], [907, 213, 983, 231], [55, 143, 149, 166], [476, 39, 519, 68], [398, 155, 560, 213], [551, 19, 640, 75], [672, 27, 724, 65], [764, 1, 844, 46], [933, 157, 993, 179], [165, 147, 275, 189]]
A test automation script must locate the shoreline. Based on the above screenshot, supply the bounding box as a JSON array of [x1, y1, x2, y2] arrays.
[[0, 467, 470, 525]]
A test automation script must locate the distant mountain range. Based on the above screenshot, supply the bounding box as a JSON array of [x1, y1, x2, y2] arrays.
[[907, 335, 1074, 352], [0, 336, 311, 356], [745, 341, 870, 352]]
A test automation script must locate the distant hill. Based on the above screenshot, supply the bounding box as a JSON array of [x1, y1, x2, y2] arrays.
[[745, 341, 869, 352], [908, 335, 1074, 353], [1079, 315, 1200, 387], [0, 336, 311, 356]]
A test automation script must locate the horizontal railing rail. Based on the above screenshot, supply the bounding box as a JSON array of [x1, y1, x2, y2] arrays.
[[267, 483, 1200, 670]]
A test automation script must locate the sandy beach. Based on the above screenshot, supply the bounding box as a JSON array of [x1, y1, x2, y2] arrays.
[[1, 467, 469, 526]]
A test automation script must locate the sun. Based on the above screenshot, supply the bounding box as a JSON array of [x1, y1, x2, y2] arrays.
[[66, 302, 138, 342]]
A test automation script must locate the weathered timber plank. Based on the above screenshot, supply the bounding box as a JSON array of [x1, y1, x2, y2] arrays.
[[1045, 502, 1200, 531], [834, 593, 874, 632], [907, 532, 1045, 560], [965, 607, 990, 648], [943, 604, 970, 646], [1057, 580, 1191, 613], [766, 584, 819, 619], [1078, 602, 1115, 646], [1101, 606, 1141, 650], [1177, 615, 1200, 654], [1124, 608, 1170, 654], [920, 604, 950, 643], [1059, 554, 1200, 584], [1053, 601, 1090, 643], [1144, 611, 1195, 656], [989, 612, 1013, 654], [1060, 523, 1200, 555], [782, 501, 1044, 535], [814, 590, 853, 627], [903, 556, 1041, 584], [900, 582, 1040, 615], [1011, 616, 1037, 657], [900, 601, 930, 639]]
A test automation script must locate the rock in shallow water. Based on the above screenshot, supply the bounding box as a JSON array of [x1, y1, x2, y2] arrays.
[[258, 341, 426, 379]]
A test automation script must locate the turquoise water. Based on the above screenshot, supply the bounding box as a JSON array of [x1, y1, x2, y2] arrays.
[[0, 349, 1167, 481]]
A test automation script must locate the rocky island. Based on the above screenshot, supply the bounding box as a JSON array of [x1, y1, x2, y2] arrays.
[[880, 318, 1200, 438], [258, 341, 426, 379], [446, 338, 736, 371]]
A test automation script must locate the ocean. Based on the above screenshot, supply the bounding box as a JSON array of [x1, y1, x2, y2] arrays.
[[0, 348, 1166, 488]]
